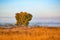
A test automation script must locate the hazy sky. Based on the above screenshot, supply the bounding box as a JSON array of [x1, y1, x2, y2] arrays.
[[0, 0, 60, 18]]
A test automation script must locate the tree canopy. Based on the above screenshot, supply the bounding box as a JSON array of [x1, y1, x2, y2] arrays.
[[15, 12, 32, 26]]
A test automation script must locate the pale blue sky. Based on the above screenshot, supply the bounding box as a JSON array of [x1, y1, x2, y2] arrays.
[[0, 0, 60, 18]]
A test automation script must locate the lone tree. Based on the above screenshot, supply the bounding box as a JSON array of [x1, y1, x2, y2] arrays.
[[15, 12, 32, 26]]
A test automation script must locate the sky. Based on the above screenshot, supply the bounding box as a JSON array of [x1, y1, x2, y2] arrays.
[[0, 0, 60, 18], [0, 0, 60, 24]]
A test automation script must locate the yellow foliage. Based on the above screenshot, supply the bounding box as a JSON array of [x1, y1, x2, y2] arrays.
[[15, 12, 32, 26]]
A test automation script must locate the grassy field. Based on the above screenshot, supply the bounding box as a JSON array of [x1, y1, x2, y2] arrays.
[[0, 26, 60, 40]]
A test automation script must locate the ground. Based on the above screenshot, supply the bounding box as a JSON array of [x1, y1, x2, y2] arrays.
[[0, 26, 60, 40]]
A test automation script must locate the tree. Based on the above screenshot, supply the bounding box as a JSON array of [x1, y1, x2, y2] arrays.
[[15, 12, 32, 26]]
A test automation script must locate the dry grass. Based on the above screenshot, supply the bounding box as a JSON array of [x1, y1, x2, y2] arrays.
[[0, 26, 60, 40]]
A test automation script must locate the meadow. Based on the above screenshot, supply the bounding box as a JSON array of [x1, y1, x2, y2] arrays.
[[0, 26, 60, 40]]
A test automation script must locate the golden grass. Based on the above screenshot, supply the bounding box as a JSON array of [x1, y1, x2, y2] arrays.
[[0, 26, 60, 40]]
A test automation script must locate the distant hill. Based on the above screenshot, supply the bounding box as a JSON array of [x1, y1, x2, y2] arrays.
[[0, 23, 15, 28]]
